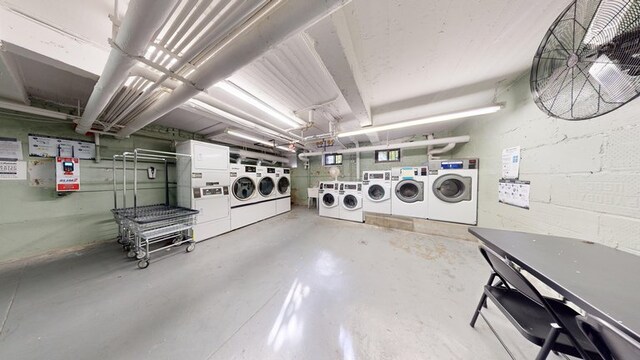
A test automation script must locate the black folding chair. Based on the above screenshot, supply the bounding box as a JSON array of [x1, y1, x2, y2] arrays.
[[577, 314, 640, 360], [469, 246, 602, 360]]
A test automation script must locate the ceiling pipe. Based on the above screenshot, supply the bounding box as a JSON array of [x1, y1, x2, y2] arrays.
[[116, 0, 351, 139], [128, 66, 302, 144], [75, 0, 179, 134], [0, 100, 78, 120], [428, 142, 457, 159], [230, 149, 289, 164], [298, 135, 471, 160]]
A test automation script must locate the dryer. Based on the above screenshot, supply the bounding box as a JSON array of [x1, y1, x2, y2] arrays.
[[256, 165, 277, 219], [391, 166, 429, 219], [318, 181, 340, 219], [339, 181, 364, 222], [362, 170, 392, 215], [230, 164, 265, 230], [428, 159, 478, 225], [275, 167, 291, 214]]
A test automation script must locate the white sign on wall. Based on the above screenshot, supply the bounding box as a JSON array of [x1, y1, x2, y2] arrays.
[[29, 134, 95, 159], [0, 161, 27, 180], [501, 146, 521, 179], [0, 137, 23, 160], [499, 179, 530, 209]]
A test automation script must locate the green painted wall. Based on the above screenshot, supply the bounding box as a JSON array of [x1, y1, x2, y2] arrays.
[[0, 112, 202, 264], [290, 138, 449, 206]]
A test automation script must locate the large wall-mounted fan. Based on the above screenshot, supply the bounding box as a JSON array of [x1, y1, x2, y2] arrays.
[[531, 0, 640, 120]]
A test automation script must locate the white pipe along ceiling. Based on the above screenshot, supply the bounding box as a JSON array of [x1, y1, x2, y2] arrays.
[[75, 0, 179, 134], [298, 136, 471, 160], [72, 0, 350, 139], [115, 0, 349, 138]]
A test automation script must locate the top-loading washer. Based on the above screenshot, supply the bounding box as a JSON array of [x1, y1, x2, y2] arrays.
[[275, 167, 291, 214], [428, 159, 478, 225], [362, 170, 392, 215], [318, 181, 340, 219], [391, 166, 429, 219], [339, 181, 364, 222]]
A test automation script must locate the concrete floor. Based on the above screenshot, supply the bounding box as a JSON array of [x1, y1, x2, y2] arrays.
[[0, 207, 567, 359]]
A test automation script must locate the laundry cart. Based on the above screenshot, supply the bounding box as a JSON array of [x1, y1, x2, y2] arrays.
[[111, 149, 199, 269]]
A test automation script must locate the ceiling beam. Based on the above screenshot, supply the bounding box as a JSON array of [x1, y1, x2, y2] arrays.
[[0, 44, 29, 104], [306, 9, 372, 128]]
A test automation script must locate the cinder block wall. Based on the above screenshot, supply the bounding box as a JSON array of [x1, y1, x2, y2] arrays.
[[450, 74, 640, 254]]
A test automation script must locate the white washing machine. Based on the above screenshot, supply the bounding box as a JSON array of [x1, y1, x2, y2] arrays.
[[256, 165, 277, 218], [318, 181, 340, 219], [391, 166, 429, 219], [275, 167, 291, 214], [428, 159, 478, 225], [339, 181, 364, 222], [230, 164, 269, 230], [362, 170, 392, 215]]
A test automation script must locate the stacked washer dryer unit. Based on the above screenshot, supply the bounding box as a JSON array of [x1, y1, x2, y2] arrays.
[[339, 181, 364, 222], [428, 159, 479, 225], [362, 170, 392, 215], [274, 167, 291, 214], [176, 140, 231, 241], [391, 166, 429, 219], [318, 181, 340, 219]]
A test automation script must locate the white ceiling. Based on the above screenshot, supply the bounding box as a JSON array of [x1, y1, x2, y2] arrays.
[[0, 0, 573, 150]]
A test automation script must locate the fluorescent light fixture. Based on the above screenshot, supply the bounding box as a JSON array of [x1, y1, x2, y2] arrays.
[[276, 145, 296, 153], [337, 105, 503, 138], [144, 45, 156, 60], [215, 81, 302, 128], [226, 129, 274, 147]]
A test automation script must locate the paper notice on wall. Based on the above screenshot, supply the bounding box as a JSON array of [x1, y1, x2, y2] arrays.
[[28, 134, 95, 159], [0, 161, 27, 180], [501, 146, 521, 179], [499, 179, 530, 209], [0, 137, 23, 160]]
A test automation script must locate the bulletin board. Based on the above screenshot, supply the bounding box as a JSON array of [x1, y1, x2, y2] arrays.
[[28, 134, 96, 160]]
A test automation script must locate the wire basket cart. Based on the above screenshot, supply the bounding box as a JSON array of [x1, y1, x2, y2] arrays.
[[111, 149, 198, 269]]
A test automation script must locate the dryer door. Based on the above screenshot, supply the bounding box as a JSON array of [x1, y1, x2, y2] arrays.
[[232, 177, 256, 201], [432, 174, 472, 203], [342, 194, 361, 210], [395, 180, 424, 203], [322, 193, 338, 208], [277, 177, 290, 195], [367, 184, 387, 202], [258, 177, 275, 197]]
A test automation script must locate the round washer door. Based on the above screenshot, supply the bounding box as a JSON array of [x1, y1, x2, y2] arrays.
[[277, 177, 290, 195], [259, 177, 275, 196], [342, 194, 361, 210], [322, 193, 337, 207], [233, 177, 256, 201], [432, 175, 472, 203], [367, 184, 386, 201], [395, 180, 424, 203]]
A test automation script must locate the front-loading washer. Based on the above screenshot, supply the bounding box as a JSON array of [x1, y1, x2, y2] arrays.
[[362, 170, 391, 215], [230, 164, 265, 230], [256, 165, 277, 219], [428, 159, 478, 225], [391, 166, 429, 219], [339, 181, 364, 222], [318, 181, 340, 219], [275, 167, 291, 214]]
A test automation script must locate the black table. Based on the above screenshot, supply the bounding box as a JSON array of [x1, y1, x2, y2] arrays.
[[469, 227, 640, 343]]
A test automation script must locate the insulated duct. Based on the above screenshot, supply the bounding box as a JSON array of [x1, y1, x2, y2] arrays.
[[116, 0, 350, 138], [230, 149, 289, 164], [75, 0, 179, 134], [298, 136, 471, 160]]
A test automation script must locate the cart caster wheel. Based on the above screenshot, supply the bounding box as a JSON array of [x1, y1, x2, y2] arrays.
[[136, 251, 146, 260], [123, 244, 131, 252], [127, 250, 136, 258], [137, 260, 149, 269], [186, 243, 195, 253]]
